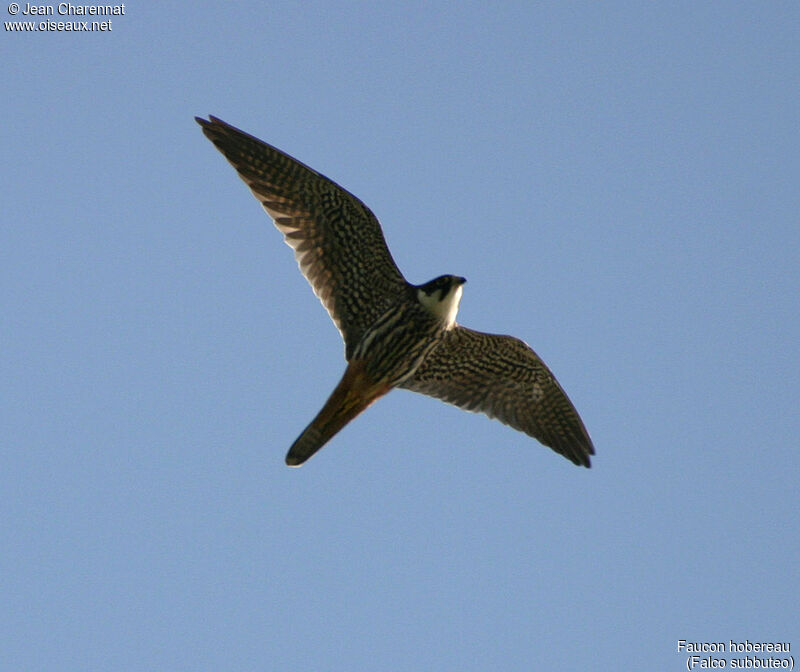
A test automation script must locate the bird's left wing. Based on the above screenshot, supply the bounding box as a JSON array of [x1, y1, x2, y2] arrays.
[[399, 326, 595, 467], [196, 116, 409, 357]]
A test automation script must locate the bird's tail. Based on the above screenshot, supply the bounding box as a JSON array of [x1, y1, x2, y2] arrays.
[[285, 360, 390, 467]]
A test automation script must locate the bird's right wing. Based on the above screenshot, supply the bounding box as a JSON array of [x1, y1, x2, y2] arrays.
[[399, 326, 595, 467], [197, 116, 409, 357]]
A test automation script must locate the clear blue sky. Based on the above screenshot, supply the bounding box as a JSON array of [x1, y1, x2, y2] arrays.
[[3, 3, 798, 670]]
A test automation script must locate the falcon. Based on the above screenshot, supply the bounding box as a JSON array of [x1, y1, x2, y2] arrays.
[[196, 116, 595, 467]]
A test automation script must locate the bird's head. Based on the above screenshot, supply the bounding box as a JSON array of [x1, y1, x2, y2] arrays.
[[416, 275, 466, 328]]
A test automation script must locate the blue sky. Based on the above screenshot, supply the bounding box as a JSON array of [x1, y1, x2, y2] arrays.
[[3, 2, 798, 670]]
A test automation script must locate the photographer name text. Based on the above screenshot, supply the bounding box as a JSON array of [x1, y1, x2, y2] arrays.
[[14, 3, 124, 16]]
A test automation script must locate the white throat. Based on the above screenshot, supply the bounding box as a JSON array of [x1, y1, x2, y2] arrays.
[[418, 284, 463, 329]]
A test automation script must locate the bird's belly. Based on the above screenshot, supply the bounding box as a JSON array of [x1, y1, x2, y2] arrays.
[[352, 306, 444, 387]]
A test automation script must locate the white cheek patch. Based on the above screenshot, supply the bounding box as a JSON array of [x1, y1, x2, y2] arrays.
[[418, 284, 462, 329]]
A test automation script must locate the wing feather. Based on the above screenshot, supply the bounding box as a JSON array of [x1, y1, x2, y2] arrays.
[[196, 116, 408, 357], [400, 326, 595, 467]]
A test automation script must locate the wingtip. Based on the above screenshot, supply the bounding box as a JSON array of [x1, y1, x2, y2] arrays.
[[195, 115, 228, 130], [576, 446, 593, 468], [563, 440, 593, 468], [580, 442, 594, 468]]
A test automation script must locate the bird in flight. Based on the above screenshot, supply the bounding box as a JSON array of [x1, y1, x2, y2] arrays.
[[196, 116, 595, 468]]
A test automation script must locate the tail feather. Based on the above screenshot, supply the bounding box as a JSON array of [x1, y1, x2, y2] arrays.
[[285, 361, 390, 467]]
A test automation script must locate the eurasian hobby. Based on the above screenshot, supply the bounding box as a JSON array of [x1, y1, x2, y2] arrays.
[[197, 116, 594, 467]]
